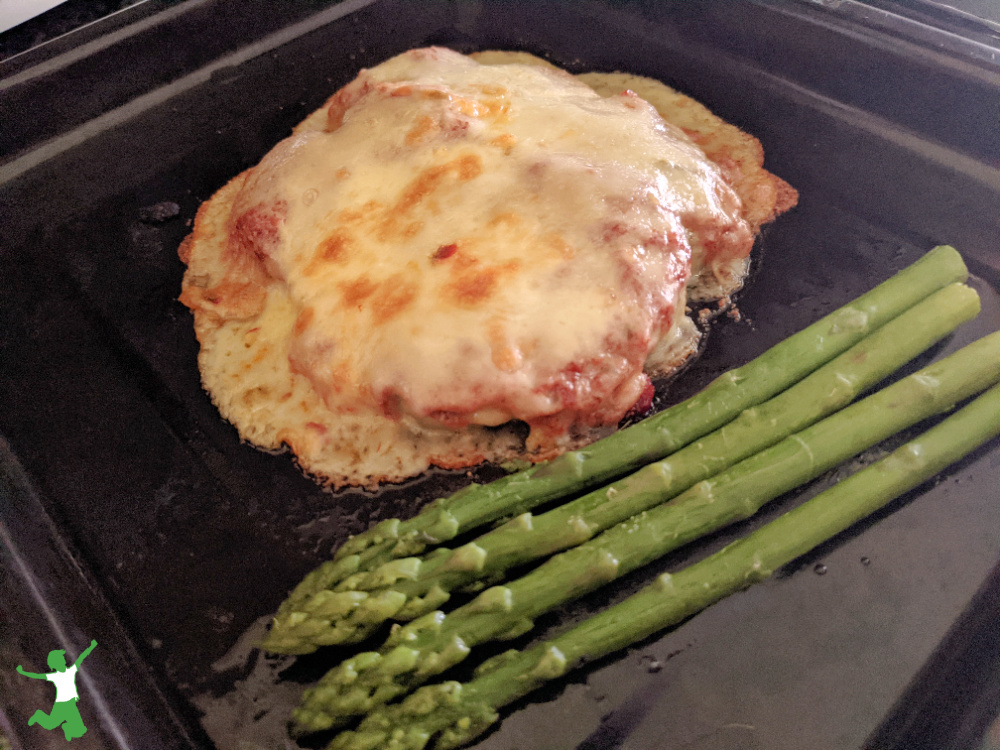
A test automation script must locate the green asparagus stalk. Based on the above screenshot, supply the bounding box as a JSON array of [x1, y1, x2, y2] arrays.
[[329, 379, 1000, 750], [293, 331, 1000, 733], [263, 282, 979, 654], [269, 246, 968, 637]]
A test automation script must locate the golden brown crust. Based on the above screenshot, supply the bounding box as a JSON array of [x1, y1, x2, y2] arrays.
[[179, 171, 265, 325]]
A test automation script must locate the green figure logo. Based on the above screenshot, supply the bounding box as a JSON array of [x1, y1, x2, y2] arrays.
[[15, 639, 97, 742]]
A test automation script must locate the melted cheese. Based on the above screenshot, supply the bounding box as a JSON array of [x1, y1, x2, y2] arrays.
[[227, 47, 747, 438], [180, 47, 798, 487]]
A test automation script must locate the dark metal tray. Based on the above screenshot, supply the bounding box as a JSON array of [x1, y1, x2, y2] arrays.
[[2, 2, 999, 748]]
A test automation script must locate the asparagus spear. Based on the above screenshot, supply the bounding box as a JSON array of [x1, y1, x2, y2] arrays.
[[329, 379, 1000, 750], [293, 331, 1000, 733], [270, 246, 968, 634], [263, 282, 979, 654]]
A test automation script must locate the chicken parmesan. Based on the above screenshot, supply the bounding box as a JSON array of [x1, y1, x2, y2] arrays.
[[178, 47, 797, 488]]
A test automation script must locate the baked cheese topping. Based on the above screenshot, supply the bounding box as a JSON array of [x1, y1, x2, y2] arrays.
[[218, 47, 750, 446]]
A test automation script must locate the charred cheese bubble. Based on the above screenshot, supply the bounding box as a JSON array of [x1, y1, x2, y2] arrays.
[[179, 47, 797, 488]]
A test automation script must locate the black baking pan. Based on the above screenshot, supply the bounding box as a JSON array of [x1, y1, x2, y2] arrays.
[[2, 1, 1000, 748]]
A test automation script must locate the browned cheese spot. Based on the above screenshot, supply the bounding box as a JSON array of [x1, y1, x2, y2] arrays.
[[339, 276, 378, 309], [544, 231, 575, 258], [445, 253, 521, 308], [371, 274, 418, 324], [456, 153, 483, 180], [489, 133, 517, 155], [406, 115, 439, 145], [367, 153, 483, 242], [304, 230, 354, 277], [418, 88, 449, 100], [488, 319, 522, 373], [456, 85, 511, 121], [340, 200, 382, 226], [488, 211, 521, 228], [402, 221, 424, 239], [293, 306, 315, 336], [477, 84, 509, 97], [251, 344, 271, 364]]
